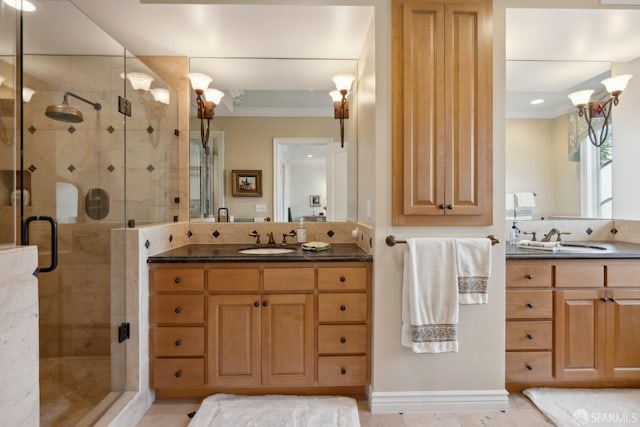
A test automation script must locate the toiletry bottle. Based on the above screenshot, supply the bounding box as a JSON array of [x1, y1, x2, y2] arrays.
[[510, 222, 521, 243], [297, 219, 306, 244]]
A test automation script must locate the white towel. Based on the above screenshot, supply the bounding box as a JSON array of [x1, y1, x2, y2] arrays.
[[455, 238, 492, 304], [517, 240, 559, 251], [515, 192, 536, 208], [401, 238, 459, 353], [505, 193, 515, 211]]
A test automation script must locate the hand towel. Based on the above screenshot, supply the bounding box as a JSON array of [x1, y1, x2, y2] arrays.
[[515, 192, 536, 208], [402, 238, 458, 353], [455, 238, 491, 304], [517, 240, 559, 251], [505, 193, 515, 211]]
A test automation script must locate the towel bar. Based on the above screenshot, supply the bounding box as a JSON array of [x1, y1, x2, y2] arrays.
[[385, 234, 500, 247]]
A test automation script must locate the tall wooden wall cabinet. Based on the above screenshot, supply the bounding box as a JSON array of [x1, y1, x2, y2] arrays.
[[392, 0, 493, 225]]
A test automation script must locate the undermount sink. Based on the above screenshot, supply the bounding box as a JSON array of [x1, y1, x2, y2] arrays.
[[558, 243, 609, 253], [238, 247, 296, 255]]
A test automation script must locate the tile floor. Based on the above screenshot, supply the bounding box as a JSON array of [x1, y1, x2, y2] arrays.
[[136, 392, 553, 426]]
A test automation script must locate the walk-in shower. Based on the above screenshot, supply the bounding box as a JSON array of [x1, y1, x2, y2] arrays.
[[45, 92, 102, 123]]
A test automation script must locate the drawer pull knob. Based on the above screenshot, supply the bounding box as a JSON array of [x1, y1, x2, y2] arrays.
[[174, 306, 182, 314], [526, 334, 534, 340], [263, 301, 268, 307], [609, 297, 616, 302], [601, 297, 608, 302], [174, 370, 182, 378], [340, 368, 347, 375], [174, 277, 181, 284], [526, 364, 533, 371], [340, 276, 346, 282], [254, 301, 260, 307], [340, 305, 346, 311], [175, 339, 182, 346], [526, 274, 533, 280], [526, 303, 534, 308], [340, 337, 346, 344]]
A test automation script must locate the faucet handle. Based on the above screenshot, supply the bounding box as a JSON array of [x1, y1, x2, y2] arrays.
[[248, 230, 261, 245], [282, 230, 297, 246], [522, 231, 537, 241], [557, 231, 571, 242]]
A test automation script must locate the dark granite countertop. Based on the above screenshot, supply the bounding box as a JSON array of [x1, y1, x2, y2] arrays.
[[507, 241, 640, 260], [147, 243, 372, 263]]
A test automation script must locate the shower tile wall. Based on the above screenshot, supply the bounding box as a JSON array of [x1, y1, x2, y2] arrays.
[[21, 54, 179, 359]]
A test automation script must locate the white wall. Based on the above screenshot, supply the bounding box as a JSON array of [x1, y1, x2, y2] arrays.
[[612, 57, 640, 220]]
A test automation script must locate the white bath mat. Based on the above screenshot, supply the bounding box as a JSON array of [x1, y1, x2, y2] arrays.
[[188, 393, 360, 427], [523, 387, 640, 426]]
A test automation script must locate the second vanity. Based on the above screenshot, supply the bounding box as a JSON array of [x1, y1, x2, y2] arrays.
[[506, 241, 640, 391], [147, 243, 372, 398]]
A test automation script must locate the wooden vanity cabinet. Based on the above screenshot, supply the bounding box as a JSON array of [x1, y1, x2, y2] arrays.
[[150, 261, 371, 397], [391, 0, 493, 226], [506, 259, 640, 390]]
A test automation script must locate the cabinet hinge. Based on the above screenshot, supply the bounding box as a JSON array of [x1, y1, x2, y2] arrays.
[[118, 322, 130, 343]]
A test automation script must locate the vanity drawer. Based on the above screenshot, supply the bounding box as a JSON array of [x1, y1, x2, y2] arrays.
[[506, 290, 552, 319], [607, 261, 640, 287], [555, 261, 604, 288], [318, 356, 368, 385], [264, 268, 314, 291], [318, 294, 367, 322], [318, 325, 368, 354], [208, 268, 260, 292], [506, 351, 552, 382], [152, 295, 205, 324], [506, 321, 552, 351], [152, 268, 204, 292], [318, 267, 367, 291], [153, 327, 205, 357], [153, 358, 205, 388], [506, 261, 552, 288]]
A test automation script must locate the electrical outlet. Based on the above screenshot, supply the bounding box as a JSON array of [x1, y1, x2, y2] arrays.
[[256, 204, 267, 212]]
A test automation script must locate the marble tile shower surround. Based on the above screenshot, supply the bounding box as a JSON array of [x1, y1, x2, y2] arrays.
[[20, 55, 179, 225], [0, 246, 39, 427]]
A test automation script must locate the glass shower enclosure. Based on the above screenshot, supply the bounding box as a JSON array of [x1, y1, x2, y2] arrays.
[[1, 1, 179, 425]]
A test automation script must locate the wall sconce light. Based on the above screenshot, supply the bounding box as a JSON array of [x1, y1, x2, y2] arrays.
[[330, 74, 355, 148], [149, 88, 170, 105], [3, 0, 36, 12], [121, 72, 154, 91], [568, 74, 632, 147], [189, 73, 224, 150], [23, 87, 35, 103], [0, 75, 5, 87]]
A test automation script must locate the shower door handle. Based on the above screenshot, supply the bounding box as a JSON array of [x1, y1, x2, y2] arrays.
[[23, 216, 58, 273]]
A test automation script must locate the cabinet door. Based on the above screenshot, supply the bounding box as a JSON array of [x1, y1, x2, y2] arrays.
[[391, 0, 492, 225], [606, 289, 640, 379], [261, 294, 315, 386], [208, 295, 261, 386], [554, 289, 606, 380]]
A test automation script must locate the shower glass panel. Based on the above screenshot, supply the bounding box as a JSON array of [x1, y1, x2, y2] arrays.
[[21, 2, 128, 425], [0, 4, 17, 246]]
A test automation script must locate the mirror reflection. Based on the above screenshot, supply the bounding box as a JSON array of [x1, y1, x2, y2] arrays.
[[189, 57, 358, 223], [505, 8, 640, 221]]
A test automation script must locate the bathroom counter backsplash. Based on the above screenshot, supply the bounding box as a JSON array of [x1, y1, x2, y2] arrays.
[[147, 243, 372, 263]]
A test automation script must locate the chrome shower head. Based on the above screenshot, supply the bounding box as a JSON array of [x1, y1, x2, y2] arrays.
[[45, 92, 102, 123]]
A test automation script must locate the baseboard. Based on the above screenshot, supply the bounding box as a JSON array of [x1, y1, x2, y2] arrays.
[[367, 386, 509, 413]]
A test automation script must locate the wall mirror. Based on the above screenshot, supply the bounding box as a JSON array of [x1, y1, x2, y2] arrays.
[[188, 5, 374, 223], [505, 8, 640, 221]]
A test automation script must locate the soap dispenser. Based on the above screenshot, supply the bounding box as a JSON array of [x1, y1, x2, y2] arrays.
[[510, 221, 521, 243], [297, 219, 307, 244]]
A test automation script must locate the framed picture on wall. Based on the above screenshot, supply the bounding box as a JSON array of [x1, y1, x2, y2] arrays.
[[309, 194, 321, 207], [232, 170, 262, 197]]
